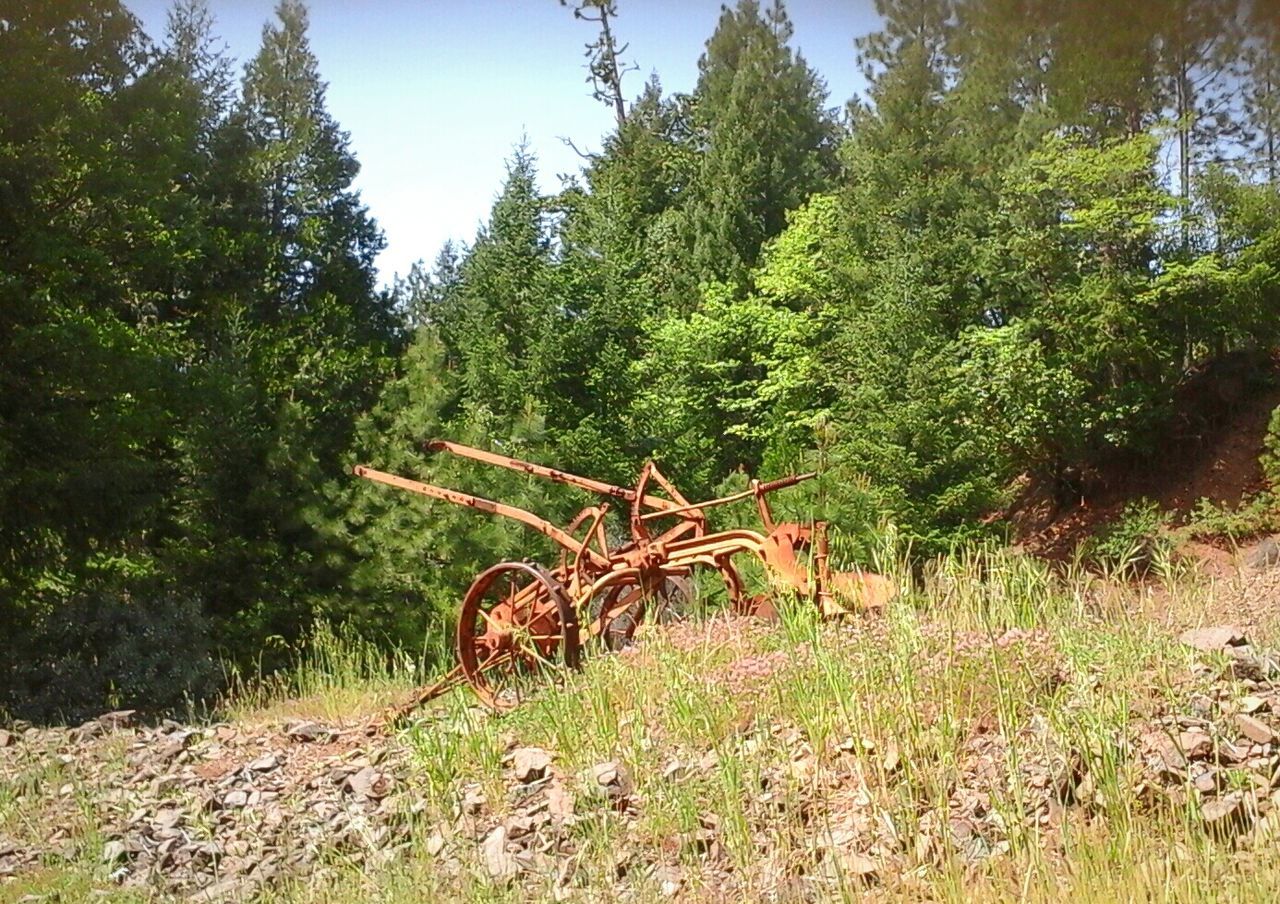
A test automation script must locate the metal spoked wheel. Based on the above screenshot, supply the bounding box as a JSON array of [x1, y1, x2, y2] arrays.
[[456, 561, 580, 711], [582, 572, 697, 654]]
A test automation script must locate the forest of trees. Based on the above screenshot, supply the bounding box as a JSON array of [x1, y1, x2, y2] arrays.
[[4, 0, 1280, 719]]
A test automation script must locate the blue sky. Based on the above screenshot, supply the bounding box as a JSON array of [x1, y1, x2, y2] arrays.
[[128, 1, 878, 286]]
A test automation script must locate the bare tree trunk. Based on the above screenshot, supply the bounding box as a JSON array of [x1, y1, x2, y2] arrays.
[[596, 6, 627, 128], [562, 1, 634, 128]]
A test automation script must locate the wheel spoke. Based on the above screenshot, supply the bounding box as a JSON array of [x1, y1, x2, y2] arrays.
[[510, 631, 559, 668], [474, 648, 515, 674], [513, 594, 544, 628], [476, 607, 505, 632], [524, 644, 558, 669]]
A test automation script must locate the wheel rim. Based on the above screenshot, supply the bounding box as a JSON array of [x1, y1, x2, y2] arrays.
[[583, 573, 696, 654], [457, 562, 579, 710]]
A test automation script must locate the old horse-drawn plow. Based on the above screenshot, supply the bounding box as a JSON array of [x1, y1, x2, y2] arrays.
[[356, 442, 893, 713]]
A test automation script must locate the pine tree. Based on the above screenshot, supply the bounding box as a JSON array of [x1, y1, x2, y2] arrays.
[[1243, 0, 1280, 182], [949, 0, 1055, 139], [1042, 0, 1165, 138], [397, 242, 463, 332], [239, 0, 390, 337], [1157, 0, 1245, 211], [0, 0, 236, 712], [678, 0, 836, 290], [569, 77, 691, 273], [856, 0, 954, 86], [182, 0, 400, 646], [443, 145, 558, 418], [163, 0, 235, 131]]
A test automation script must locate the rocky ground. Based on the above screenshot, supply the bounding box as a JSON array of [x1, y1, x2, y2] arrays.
[[0, 712, 416, 900], [5, 613, 1280, 902]]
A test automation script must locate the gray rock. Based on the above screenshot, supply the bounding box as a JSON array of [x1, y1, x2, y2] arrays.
[[837, 850, 879, 879], [1201, 792, 1254, 837], [545, 781, 575, 821], [510, 747, 551, 783], [1218, 739, 1250, 764], [284, 721, 331, 742], [1237, 714, 1275, 745], [1192, 770, 1218, 794], [460, 786, 485, 816], [1178, 729, 1214, 760], [1248, 536, 1280, 569], [584, 761, 633, 799], [97, 710, 137, 731], [186, 877, 256, 902], [73, 719, 105, 743], [661, 759, 690, 784], [505, 815, 535, 840], [154, 807, 184, 831], [247, 753, 280, 773], [101, 840, 128, 864], [654, 863, 682, 898], [346, 766, 390, 800], [158, 731, 195, 763], [1179, 626, 1248, 653], [1240, 695, 1269, 715], [481, 826, 518, 881], [1227, 649, 1280, 682]]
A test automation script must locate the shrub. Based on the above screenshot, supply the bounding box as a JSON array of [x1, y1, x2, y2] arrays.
[[1, 587, 218, 724], [1262, 404, 1280, 490], [1086, 499, 1174, 576], [1188, 493, 1279, 542]]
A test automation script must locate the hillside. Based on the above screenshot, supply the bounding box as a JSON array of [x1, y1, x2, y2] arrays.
[[5, 1, 1280, 899], [1012, 354, 1280, 561], [6, 550, 1280, 903], [8, 0, 1280, 728]]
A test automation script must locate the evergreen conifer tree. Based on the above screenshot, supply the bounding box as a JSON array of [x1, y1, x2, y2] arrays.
[[678, 0, 836, 290]]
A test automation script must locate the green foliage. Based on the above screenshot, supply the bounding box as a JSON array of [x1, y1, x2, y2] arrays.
[[328, 331, 591, 650], [1263, 404, 1280, 490], [999, 132, 1178, 457], [951, 322, 1090, 476], [676, 0, 837, 288], [1188, 493, 1279, 542], [2, 585, 217, 724], [6, 0, 1280, 717], [0, 0, 396, 713], [629, 284, 817, 496]]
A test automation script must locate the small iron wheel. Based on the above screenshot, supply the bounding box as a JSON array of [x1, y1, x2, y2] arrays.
[[583, 573, 696, 654], [456, 561, 579, 711]]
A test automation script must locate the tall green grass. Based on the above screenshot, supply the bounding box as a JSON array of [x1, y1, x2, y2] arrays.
[[300, 545, 1277, 902], [217, 620, 430, 723]]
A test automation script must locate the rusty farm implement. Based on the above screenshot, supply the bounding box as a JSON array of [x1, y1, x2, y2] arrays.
[[355, 441, 893, 712]]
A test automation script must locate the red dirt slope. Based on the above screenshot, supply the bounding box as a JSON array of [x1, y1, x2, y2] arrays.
[[1012, 353, 1279, 559]]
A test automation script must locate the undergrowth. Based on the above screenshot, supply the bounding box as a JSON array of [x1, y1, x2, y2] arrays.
[[1188, 492, 1280, 542]]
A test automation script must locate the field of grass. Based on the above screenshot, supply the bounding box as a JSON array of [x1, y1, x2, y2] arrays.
[[5, 547, 1280, 902]]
